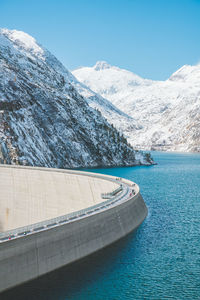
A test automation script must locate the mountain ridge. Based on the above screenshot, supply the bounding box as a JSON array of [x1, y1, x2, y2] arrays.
[[0, 29, 153, 168], [73, 61, 200, 152]]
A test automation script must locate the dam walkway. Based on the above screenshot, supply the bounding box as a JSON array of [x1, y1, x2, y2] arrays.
[[0, 165, 147, 293], [0, 165, 135, 243]]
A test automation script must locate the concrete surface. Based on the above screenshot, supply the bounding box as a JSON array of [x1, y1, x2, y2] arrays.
[[0, 165, 148, 293], [0, 165, 118, 231]]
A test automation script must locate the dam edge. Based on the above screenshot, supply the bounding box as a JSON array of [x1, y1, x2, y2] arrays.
[[0, 165, 148, 293]]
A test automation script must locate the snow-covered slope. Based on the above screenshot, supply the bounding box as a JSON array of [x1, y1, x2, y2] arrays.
[[73, 61, 153, 107], [69, 71, 135, 137], [73, 61, 200, 152], [71, 62, 149, 141], [0, 29, 153, 168]]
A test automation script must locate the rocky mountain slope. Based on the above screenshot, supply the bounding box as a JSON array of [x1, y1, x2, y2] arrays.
[[0, 29, 153, 168], [73, 62, 200, 152]]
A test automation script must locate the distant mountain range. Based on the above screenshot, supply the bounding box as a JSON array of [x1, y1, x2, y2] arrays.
[[73, 61, 200, 152], [0, 29, 153, 168]]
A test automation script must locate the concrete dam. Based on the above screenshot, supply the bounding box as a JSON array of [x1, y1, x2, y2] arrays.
[[0, 164, 148, 293]]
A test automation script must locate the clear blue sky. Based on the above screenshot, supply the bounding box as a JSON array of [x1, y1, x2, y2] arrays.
[[0, 0, 200, 80]]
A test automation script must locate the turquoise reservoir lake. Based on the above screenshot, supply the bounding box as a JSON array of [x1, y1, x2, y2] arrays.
[[3, 152, 200, 300]]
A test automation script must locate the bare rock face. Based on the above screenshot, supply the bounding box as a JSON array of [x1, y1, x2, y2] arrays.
[[0, 29, 153, 168]]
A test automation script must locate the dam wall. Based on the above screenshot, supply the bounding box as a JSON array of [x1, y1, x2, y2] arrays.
[[0, 166, 147, 293]]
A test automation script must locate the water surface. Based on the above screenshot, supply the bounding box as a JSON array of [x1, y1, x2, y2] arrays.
[[3, 152, 200, 300]]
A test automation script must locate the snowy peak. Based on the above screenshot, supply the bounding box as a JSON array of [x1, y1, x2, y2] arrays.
[[0, 28, 76, 87], [73, 60, 200, 153], [169, 64, 200, 83], [73, 61, 153, 105], [0, 28, 132, 125], [1, 29, 44, 57], [94, 61, 111, 71]]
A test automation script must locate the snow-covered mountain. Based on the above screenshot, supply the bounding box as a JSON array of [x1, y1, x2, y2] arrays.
[[73, 61, 200, 152], [0, 29, 153, 168], [69, 66, 135, 138]]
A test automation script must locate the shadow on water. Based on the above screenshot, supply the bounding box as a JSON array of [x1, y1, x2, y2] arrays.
[[1, 231, 137, 300]]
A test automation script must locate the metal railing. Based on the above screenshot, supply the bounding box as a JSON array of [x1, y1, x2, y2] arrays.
[[101, 185, 123, 199]]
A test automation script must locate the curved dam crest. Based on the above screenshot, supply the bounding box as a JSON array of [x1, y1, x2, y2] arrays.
[[0, 165, 147, 293]]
